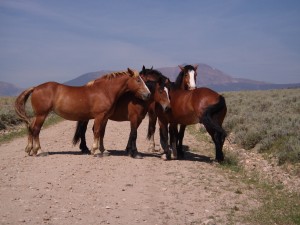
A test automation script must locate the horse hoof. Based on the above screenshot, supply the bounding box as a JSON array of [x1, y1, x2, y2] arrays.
[[132, 152, 143, 159], [81, 150, 91, 155], [102, 152, 110, 157], [37, 152, 49, 157], [161, 154, 168, 161], [80, 147, 91, 155], [216, 158, 224, 163], [93, 153, 103, 158]]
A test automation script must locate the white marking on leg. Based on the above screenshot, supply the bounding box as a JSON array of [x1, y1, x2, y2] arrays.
[[188, 70, 196, 89]]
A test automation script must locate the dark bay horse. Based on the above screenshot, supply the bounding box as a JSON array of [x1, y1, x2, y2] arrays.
[[147, 65, 198, 151], [15, 68, 151, 156], [147, 69, 227, 161], [72, 66, 171, 158]]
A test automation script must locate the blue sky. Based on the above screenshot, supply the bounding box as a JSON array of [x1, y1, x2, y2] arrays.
[[0, 0, 300, 87]]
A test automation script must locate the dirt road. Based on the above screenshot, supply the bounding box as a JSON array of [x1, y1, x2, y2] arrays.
[[0, 118, 259, 225]]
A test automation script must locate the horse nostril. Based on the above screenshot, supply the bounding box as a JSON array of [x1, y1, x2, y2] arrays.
[[165, 105, 171, 112], [145, 93, 151, 100]]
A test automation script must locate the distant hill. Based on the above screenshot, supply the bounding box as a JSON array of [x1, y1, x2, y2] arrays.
[[61, 64, 300, 91], [0, 81, 24, 96], [157, 64, 300, 91], [206, 82, 300, 92], [64, 70, 111, 86], [1, 64, 299, 96]]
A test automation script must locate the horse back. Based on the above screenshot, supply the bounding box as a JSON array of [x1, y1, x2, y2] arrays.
[[30, 82, 98, 120]]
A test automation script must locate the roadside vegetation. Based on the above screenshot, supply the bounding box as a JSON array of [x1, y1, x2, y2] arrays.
[[222, 88, 300, 166], [0, 96, 62, 143]]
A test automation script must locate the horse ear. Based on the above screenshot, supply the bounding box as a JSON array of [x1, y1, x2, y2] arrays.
[[194, 64, 198, 71], [142, 65, 146, 72], [178, 65, 184, 71], [127, 68, 134, 76], [151, 66, 153, 70]]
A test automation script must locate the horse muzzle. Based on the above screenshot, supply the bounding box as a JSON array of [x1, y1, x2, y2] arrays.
[[140, 92, 151, 101], [162, 104, 171, 112]]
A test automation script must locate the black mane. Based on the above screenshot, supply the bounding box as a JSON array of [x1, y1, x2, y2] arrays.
[[139, 68, 170, 88]]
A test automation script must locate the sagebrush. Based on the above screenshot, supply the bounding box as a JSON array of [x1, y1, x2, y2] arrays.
[[223, 88, 300, 165]]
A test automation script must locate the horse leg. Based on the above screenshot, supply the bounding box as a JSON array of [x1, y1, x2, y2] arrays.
[[25, 119, 34, 155], [203, 123, 225, 162], [169, 124, 178, 160], [158, 120, 171, 160], [126, 128, 143, 159], [91, 117, 102, 156], [31, 115, 48, 156], [214, 130, 225, 162], [177, 125, 186, 159], [125, 128, 133, 155], [79, 121, 90, 154], [147, 110, 157, 152], [126, 118, 143, 159], [99, 119, 108, 155]]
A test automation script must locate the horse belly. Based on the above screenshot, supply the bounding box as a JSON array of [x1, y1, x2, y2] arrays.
[[109, 111, 129, 121], [53, 95, 93, 120], [54, 106, 92, 121], [170, 112, 199, 125]]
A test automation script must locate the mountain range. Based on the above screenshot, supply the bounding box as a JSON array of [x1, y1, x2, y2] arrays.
[[0, 81, 24, 96], [1, 63, 299, 96], [64, 63, 300, 91]]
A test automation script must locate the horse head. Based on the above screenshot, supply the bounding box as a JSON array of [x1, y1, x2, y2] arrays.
[[127, 68, 151, 101], [140, 66, 171, 112], [178, 65, 198, 90]]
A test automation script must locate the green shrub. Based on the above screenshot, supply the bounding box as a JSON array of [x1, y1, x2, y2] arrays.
[[223, 88, 300, 165]]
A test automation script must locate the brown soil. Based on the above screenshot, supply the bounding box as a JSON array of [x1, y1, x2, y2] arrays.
[[0, 119, 265, 225]]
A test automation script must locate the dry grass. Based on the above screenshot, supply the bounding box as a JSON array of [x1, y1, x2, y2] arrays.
[[222, 88, 300, 165], [0, 96, 62, 143]]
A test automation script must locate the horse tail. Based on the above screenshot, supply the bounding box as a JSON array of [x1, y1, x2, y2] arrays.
[[201, 95, 227, 138], [14, 87, 35, 128], [72, 121, 88, 146]]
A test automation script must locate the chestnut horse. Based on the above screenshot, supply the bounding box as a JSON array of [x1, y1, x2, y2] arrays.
[[72, 66, 171, 158], [15, 68, 151, 156], [147, 65, 198, 151], [147, 69, 227, 161]]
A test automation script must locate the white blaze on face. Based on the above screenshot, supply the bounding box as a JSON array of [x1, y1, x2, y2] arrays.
[[164, 87, 170, 101], [188, 70, 196, 89]]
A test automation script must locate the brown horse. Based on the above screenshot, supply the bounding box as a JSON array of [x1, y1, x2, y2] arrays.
[[147, 69, 227, 161], [15, 68, 151, 156], [72, 66, 171, 158], [147, 65, 198, 151]]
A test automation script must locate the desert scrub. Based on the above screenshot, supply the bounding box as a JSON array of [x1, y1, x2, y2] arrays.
[[0, 96, 62, 143], [246, 181, 300, 225], [0, 97, 25, 130], [223, 88, 300, 165]]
